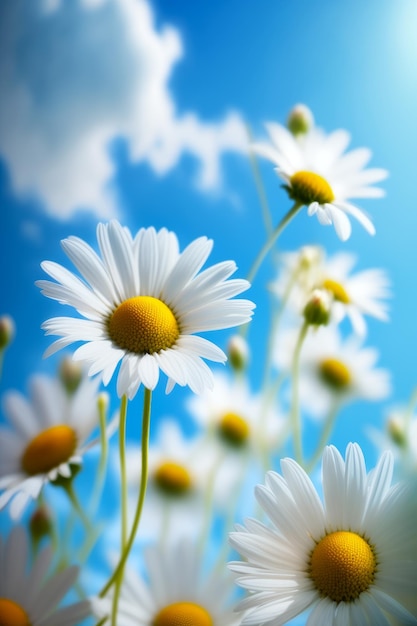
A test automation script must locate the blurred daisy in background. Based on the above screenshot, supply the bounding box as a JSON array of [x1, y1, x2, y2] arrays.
[[253, 115, 388, 240], [107, 539, 240, 626], [271, 246, 390, 336], [0, 372, 102, 519], [229, 443, 417, 625], [274, 324, 391, 419], [0, 526, 96, 625], [187, 371, 286, 477], [124, 420, 218, 544], [37, 220, 255, 398]]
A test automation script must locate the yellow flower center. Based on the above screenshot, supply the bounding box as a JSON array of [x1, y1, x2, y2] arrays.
[[309, 531, 376, 603], [152, 602, 213, 626], [218, 412, 250, 448], [319, 357, 351, 391], [0, 598, 31, 626], [322, 278, 350, 304], [108, 296, 180, 354], [290, 170, 335, 205], [21, 425, 77, 476], [154, 461, 192, 497]]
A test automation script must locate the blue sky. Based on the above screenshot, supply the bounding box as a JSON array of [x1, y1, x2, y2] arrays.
[[2, 0, 417, 441], [1, 0, 417, 597]]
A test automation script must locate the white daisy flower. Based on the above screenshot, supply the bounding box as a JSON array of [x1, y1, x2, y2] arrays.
[[274, 325, 391, 419], [253, 121, 388, 240], [124, 420, 217, 544], [0, 373, 101, 519], [36, 221, 255, 398], [271, 247, 391, 336], [0, 526, 94, 625], [187, 372, 287, 512], [110, 539, 240, 626], [229, 443, 417, 625], [188, 371, 285, 455]]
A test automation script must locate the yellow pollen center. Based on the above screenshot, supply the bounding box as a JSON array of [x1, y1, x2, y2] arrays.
[[218, 412, 250, 448], [21, 425, 77, 476], [319, 357, 351, 391], [154, 461, 192, 497], [0, 598, 31, 626], [108, 296, 179, 354], [323, 278, 350, 304], [310, 531, 376, 603], [152, 602, 213, 626], [290, 170, 335, 205]]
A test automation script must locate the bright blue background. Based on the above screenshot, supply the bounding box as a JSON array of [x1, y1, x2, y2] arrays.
[[2, 0, 417, 451], [1, 1, 417, 622]]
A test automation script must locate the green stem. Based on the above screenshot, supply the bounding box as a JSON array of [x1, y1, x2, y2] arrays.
[[246, 124, 274, 236], [64, 481, 92, 533], [100, 388, 152, 599], [89, 394, 109, 516], [246, 201, 303, 285], [198, 447, 225, 557], [118, 395, 128, 549], [290, 320, 309, 466], [306, 399, 342, 474]]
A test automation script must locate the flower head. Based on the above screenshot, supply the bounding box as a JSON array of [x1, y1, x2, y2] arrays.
[[253, 119, 387, 240], [0, 373, 102, 518], [229, 443, 417, 625], [0, 526, 94, 625], [188, 371, 285, 456], [271, 247, 391, 336], [37, 221, 255, 398], [107, 539, 240, 626], [124, 420, 216, 543], [274, 325, 391, 419]]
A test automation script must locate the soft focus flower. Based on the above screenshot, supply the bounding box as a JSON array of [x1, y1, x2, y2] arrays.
[[0, 526, 94, 625], [253, 119, 387, 240], [229, 443, 417, 625], [37, 220, 255, 398], [188, 371, 285, 458], [0, 373, 101, 518], [271, 247, 390, 336], [187, 372, 287, 512], [107, 539, 240, 626], [274, 325, 391, 419], [369, 405, 417, 479], [124, 420, 216, 544]]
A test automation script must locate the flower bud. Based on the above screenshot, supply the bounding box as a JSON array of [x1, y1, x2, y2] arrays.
[[387, 415, 407, 449], [0, 315, 15, 350], [303, 289, 331, 326], [30, 504, 53, 545], [227, 335, 249, 372], [287, 104, 314, 136], [59, 357, 82, 395]]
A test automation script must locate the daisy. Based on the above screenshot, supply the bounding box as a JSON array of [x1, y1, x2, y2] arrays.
[[0, 372, 102, 519], [229, 443, 417, 625], [274, 325, 391, 419], [271, 247, 391, 336], [36, 220, 255, 398], [253, 120, 388, 240], [123, 420, 217, 543], [109, 539, 240, 626], [188, 371, 285, 455], [0, 526, 94, 625]]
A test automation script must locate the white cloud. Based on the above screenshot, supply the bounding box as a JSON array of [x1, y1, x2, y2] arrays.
[[0, 0, 247, 219]]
